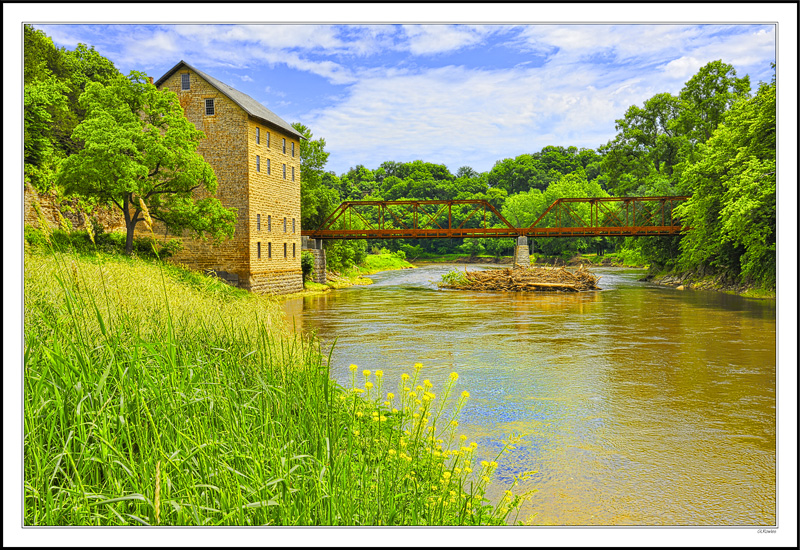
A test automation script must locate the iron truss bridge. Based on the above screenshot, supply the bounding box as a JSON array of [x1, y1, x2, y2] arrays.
[[301, 197, 690, 240]]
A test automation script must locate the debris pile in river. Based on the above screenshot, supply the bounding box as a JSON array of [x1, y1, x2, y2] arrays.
[[438, 265, 601, 292]]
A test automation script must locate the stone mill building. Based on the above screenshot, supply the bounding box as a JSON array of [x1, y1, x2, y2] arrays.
[[153, 60, 304, 294]]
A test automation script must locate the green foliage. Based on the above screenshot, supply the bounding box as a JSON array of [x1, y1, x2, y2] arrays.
[[675, 77, 776, 288], [458, 238, 486, 257], [301, 250, 315, 282], [25, 250, 524, 524], [440, 268, 469, 287], [24, 227, 183, 260], [24, 25, 122, 191], [56, 71, 236, 254]]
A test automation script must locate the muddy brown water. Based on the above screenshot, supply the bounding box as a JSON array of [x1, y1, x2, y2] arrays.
[[282, 264, 776, 526]]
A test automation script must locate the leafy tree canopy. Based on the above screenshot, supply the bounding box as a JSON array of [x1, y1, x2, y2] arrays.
[[56, 71, 236, 254]]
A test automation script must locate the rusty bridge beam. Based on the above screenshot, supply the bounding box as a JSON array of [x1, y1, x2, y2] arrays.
[[303, 197, 690, 239]]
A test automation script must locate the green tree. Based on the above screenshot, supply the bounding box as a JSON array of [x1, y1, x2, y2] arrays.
[[676, 75, 775, 287], [56, 71, 236, 255], [678, 60, 751, 145], [24, 24, 121, 190], [291, 122, 340, 230]]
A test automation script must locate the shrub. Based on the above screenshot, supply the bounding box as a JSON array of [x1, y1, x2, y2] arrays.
[[301, 250, 315, 281]]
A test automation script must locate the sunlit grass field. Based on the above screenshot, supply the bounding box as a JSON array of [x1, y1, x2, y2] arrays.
[[23, 239, 529, 526]]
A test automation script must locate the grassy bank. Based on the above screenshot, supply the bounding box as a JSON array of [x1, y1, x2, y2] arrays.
[[23, 244, 525, 525]]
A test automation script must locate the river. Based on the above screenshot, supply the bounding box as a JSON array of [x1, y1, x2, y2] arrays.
[[281, 264, 776, 526]]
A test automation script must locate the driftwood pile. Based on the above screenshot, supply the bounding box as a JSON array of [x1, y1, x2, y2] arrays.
[[439, 265, 601, 292]]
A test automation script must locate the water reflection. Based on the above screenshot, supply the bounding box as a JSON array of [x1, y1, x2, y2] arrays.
[[282, 264, 776, 525]]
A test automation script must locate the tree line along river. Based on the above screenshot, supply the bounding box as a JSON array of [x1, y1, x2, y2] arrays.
[[281, 264, 776, 526]]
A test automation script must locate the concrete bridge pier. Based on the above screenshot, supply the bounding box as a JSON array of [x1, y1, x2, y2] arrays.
[[301, 237, 327, 284], [513, 236, 530, 268]]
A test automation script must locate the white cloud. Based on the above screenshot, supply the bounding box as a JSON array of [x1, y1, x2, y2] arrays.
[[402, 25, 486, 55], [303, 63, 656, 174], [662, 56, 704, 80]]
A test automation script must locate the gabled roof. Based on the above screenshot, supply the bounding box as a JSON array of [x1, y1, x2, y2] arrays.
[[155, 60, 303, 140]]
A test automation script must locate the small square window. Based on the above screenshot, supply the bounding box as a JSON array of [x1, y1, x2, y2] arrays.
[[256, 127, 260, 144], [257, 213, 261, 231], [257, 242, 261, 259], [256, 155, 260, 172], [181, 73, 190, 90], [282, 138, 286, 154], [283, 164, 286, 179], [205, 98, 215, 116]]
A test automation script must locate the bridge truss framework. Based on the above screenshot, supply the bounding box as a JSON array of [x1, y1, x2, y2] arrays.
[[302, 197, 690, 240]]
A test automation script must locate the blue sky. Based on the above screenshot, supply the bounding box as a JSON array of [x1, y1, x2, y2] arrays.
[[28, 18, 777, 177]]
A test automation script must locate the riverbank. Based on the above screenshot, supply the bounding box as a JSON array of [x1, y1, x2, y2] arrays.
[[642, 269, 776, 299], [23, 247, 522, 526]]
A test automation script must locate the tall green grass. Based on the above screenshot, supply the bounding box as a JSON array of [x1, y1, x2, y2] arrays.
[[24, 244, 529, 525]]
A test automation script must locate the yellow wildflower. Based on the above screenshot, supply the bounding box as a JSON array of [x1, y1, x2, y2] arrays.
[[353, 430, 360, 436], [392, 408, 398, 414], [388, 449, 397, 456], [414, 362, 423, 371], [423, 379, 433, 389], [449, 372, 459, 382], [401, 373, 410, 381], [375, 370, 383, 378], [365, 381, 373, 390], [349, 364, 358, 372], [442, 471, 451, 479], [387, 392, 394, 400], [362, 370, 371, 378], [356, 411, 363, 418], [461, 390, 470, 399]]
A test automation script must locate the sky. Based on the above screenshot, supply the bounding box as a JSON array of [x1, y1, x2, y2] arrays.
[[28, 19, 777, 177]]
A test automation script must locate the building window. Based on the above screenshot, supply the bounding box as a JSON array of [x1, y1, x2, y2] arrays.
[[205, 98, 215, 116], [283, 217, 287, 232], [283, 164, 286, 179], [284, 243, 287, 258], [257, 242, 261, 259], [268, 215, 271, 231], [292, 166, 295, 181], [256, 127, 260, 144], [256, 155, 260, 172], [266, 132, 270, 147], [268, 242, 272, 259], [181, 73, 190, 90], [282, 138, 286, 154], [267, 158, 270, 175], [292, 218, 296, 233], [257, 214, 261, 231], [292, 142, 295, 157], [293, 243, 296, 258]]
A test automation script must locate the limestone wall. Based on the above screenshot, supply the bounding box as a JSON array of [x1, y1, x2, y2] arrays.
[[24, 185, 126, 232]]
